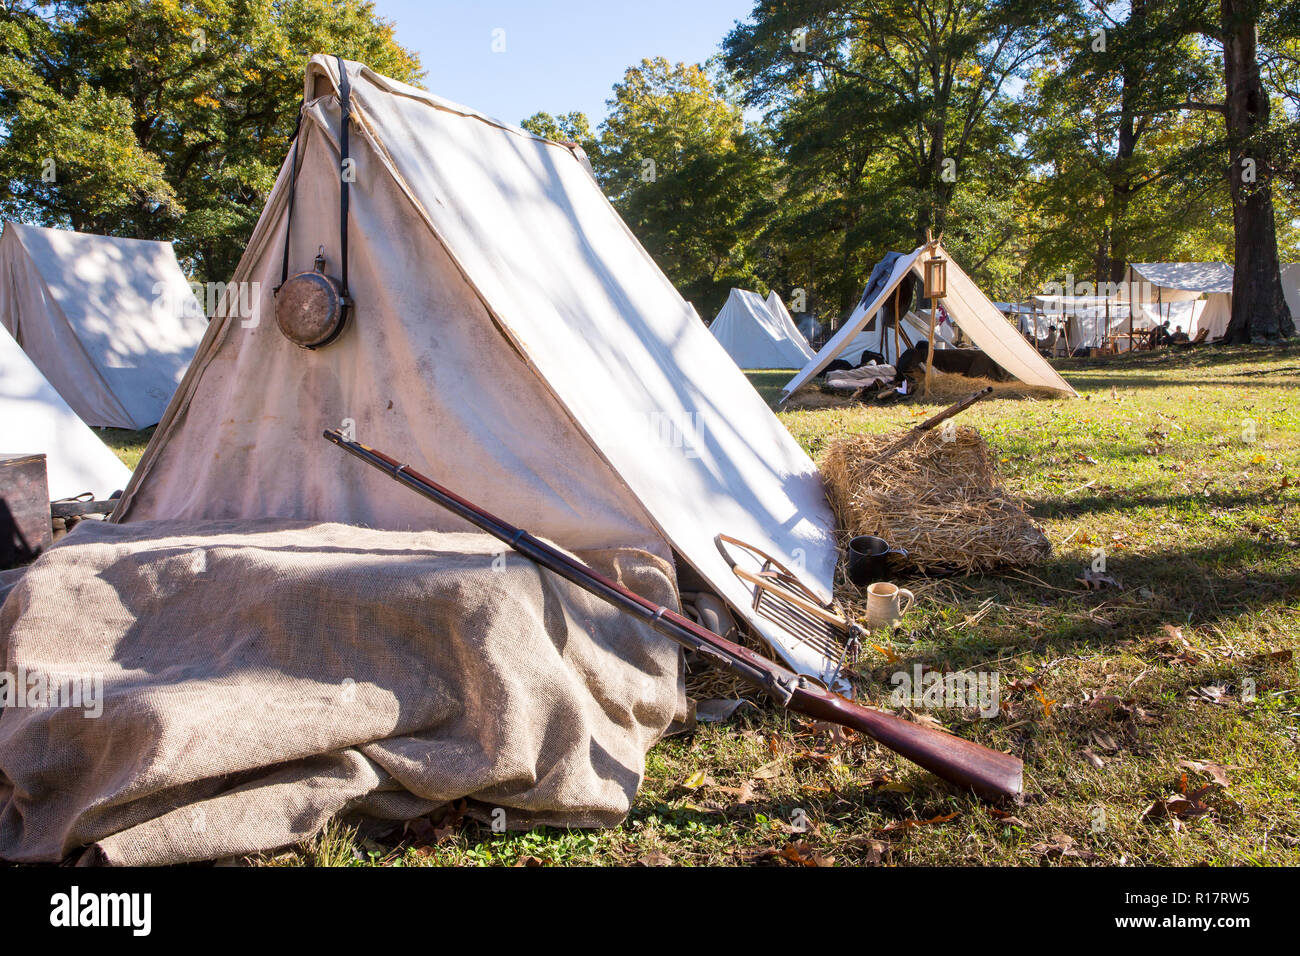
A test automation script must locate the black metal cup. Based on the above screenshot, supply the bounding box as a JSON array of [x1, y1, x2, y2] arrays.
[[847, 535, 908, 587]]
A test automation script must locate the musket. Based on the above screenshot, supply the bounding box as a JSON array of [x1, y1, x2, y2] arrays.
[[323, 429, 1023, 801], [874, 385, 994, 464]]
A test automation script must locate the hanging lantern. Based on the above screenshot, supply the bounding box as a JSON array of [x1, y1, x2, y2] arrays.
[[923, 255, 948, 300]]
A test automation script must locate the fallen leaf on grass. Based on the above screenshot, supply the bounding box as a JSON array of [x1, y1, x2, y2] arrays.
[[1189, 684, 1231, 706], [1030, 833, 1097, 861], [779, 841, 835, 867], [682, 769, 713, 790], [871, 642, 903, 664], [989, 807, 1028, 827], [846, 837, 888, 864], [1142, 788, 1217, 822], [874, 812, 960, 834], [1177, 760, 1235, 788], [1155, 624, 1187, 646], [1076, 568, 1121, 591], [1081, 748, 1105, 769], [1091, 731, 1119, 752], [715, 781, 756, 804], [512, 855, 545, 867], [1034, 686, 1057, 719]]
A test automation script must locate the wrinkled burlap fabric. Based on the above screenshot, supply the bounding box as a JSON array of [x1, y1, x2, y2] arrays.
[[0, 519, 686, 865]]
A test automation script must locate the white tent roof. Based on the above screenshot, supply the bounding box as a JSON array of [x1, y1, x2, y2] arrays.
[[113, 56, 842, 685], [1128, 262, 1234, 295], [764, 291, 814, 346], [710, 289, 815, 369], [0, 222, 207, 430], [0, 324, 132, 500], [784, 244, 1077, 399]]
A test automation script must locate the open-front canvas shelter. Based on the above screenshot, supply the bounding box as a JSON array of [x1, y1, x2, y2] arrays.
[[1125, 262, 1233, 341], [783, 243, 1077, 400], [710, 288, 815, 369], [0, 222, 207, 430], [0, 324, 132, 500], [114, 56, 842, 685], [1032, 295, 1154, 352]]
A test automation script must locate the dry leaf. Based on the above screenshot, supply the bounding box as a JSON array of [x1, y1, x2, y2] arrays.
[[1177, 759, 1233, 788], [637, 850, 672, 867], [1081, 748, 1105, 769], [778, 841, 834, 867], [682, 769, 712, 790], [875, 812, 960, 834], [1030, 833, 1097, 861]]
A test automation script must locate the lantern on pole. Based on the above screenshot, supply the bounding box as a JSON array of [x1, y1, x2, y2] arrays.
[[921, 250, 947, 398], [923, 254, 948, 301]]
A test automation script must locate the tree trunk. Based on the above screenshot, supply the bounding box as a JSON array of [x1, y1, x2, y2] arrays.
[[1221, 0, 1294, 342]]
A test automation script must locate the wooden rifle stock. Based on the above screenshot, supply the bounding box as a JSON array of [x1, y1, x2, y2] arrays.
[[323, 429, 1023, 801]]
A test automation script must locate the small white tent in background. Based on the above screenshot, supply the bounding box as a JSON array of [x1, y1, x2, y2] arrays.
[[1125, 262, 1234, 341], [0, 325, 132, 500], [1279, 264, 1300, 328], [0, 222, 207, 430], [114, 57, 842, 686], [710, 288, 815, 369], [784, 243, 1076, 401]]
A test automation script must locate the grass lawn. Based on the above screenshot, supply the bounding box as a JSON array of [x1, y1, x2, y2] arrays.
[[107, 346, 1300, 866], [97, 426, 155, 471]]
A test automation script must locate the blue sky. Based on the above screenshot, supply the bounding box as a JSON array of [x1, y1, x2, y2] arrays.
[[369, 0, 756, 127]]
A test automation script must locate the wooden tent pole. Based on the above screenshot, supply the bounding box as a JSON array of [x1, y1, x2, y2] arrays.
[[892, 284, 901, 365], [925, 299, 937, 397]]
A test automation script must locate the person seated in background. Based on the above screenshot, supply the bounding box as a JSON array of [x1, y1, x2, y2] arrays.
[[1041, 324, 1059, 358]]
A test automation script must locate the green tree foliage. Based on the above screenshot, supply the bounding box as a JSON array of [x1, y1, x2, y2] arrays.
[[1, 0, 421, 282], [592, 57, 774, 317], [1020, 2, 1233, 289]]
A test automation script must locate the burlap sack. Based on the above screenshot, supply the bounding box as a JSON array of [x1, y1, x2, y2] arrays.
[[0, 519, 686, 864]]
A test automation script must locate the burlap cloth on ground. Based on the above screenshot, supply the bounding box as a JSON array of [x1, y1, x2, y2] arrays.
[[0, 519, 686, 865]]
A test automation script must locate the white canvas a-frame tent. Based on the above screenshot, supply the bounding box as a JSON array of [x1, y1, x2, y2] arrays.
[[710, 288, 815, 369], [0, 324, 132, 500], [113, 56, 842, 685], [783, 243, 1077, 400], [0, 222, 207, 430]]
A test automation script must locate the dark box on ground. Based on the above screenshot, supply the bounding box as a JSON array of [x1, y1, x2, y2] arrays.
[[1, 454, 52, 569]]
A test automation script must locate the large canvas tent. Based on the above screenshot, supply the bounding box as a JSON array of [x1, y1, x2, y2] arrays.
[[0, 222, 206, 430], [0, 324, 132, 500], [1126, 262, 1234, 341], [783, 243, 1077, 400], [114, 56, 842, 685], [710, 288, 815, 369]]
